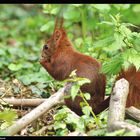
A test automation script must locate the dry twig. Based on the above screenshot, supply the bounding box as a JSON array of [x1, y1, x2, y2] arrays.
[[3, 83, 72, 136], [107, 78, 140, 136]]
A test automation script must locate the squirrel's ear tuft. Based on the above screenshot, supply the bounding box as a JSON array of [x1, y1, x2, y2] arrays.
[[54, 30, 62, 42]]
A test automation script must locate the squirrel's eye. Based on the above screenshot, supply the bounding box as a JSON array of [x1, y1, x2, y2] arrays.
[[43, 45, 48, 50]]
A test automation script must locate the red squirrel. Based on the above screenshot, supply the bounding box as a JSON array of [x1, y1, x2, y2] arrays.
[[40, 18, 106, 115], [40, 17, 140, 115]]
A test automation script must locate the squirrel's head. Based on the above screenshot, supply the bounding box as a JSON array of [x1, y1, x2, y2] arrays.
[[40, 18, 68, 64]]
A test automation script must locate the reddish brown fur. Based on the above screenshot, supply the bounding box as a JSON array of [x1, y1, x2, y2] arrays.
[[40, 18, 106, 115]]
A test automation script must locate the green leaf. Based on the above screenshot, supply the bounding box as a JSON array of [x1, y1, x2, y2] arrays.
[[22, 62, 34, 69], [0, 49, 6, 56], [102, 54, 124, 75], [40, 21, 54, 32], [56, 128, 69, 136], [0, 109, 17, 123], [54, 113, 67, 121], [123, 48, 140, 70], [99, 21, 113, 26], [54, 121, 66, 130], [43, 4, 59, 15], [132, 5, 140, 12], [54, 108, 68, 121], [65, 114, 79, 124], [93, 37, 115, 49], [82, 106, 92, 116], [29, 85, 41, 95], [63, 6, 80, 21], [1, 121, 11, 130], [110, 14, 118, 25], [129, 55, 140, 71], [80, 101, 86, 108], [18, 73, 49, 85], [120, 25, 132, 36], [114, 32, 124, 48], [122, 23, 139, 29], [83, 93, 91, 100], [77, 78, 90, 86], [8, 63, 22, 71], [104, 40, 122, 53], [70, 84, 80, 101], [91, 4, 111, 12]]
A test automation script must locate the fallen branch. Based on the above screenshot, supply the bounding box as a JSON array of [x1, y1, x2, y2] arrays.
[[126, 106, 140, 122], [112, 121, 140, 135], [3, 98, 140, 123], [107, 78, 129, 129], [107, 78, 140, 136], [1, 98, 46, 107], [3, 83, 72, 136]]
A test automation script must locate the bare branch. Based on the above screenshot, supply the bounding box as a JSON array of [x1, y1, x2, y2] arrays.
[[1, 98, 46, 107], [3, 83, 72, 136], [126, 106, 140, 122], [107, 78, 140, 136], [112, 121, 140, 135], [108, 78, 129, 130]]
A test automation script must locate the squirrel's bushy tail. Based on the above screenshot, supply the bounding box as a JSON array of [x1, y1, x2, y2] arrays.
[[94, 66, 140, 114], [116, 66, 140, 108]]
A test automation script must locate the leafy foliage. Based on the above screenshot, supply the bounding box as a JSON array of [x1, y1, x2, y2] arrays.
[[53, 106, 107, 136], [0, 4, 140, 136], [101, 14, 140, 75]]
